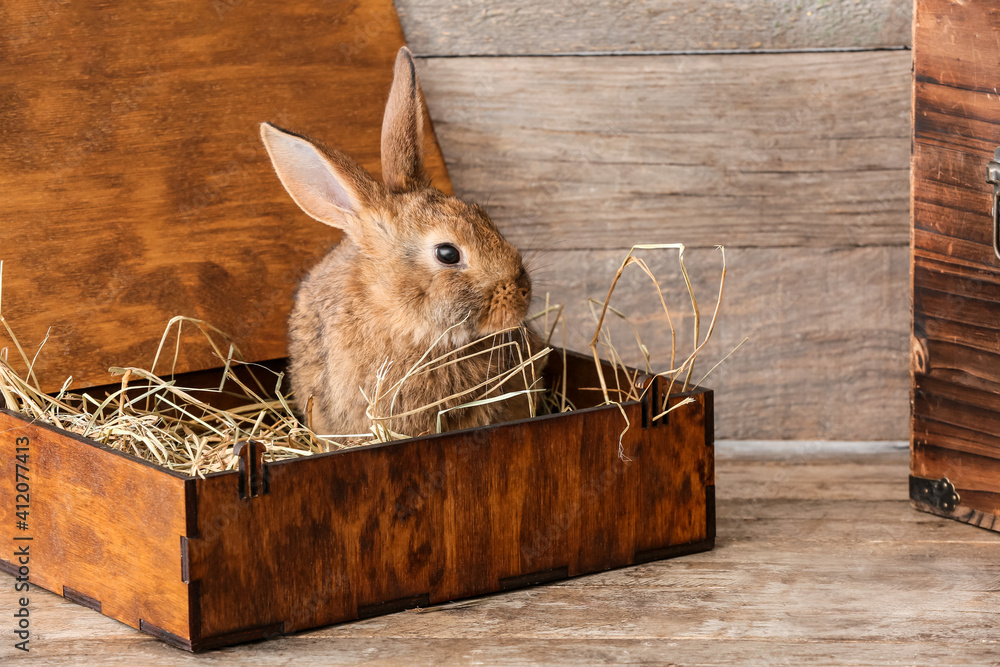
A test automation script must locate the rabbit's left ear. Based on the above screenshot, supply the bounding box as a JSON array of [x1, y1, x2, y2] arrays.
[[381, 47, 427, 193]]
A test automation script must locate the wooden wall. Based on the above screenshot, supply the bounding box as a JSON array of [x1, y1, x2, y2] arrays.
[[397, 0, 912, 440]]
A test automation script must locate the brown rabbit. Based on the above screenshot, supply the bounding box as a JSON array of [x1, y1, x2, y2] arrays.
[[260, 47, 542, 438]]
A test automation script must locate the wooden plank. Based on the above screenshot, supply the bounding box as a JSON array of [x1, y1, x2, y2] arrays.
[[9, 635, 1000, 666], [914, 0, 1000, 92], [396, 0, 912, 55], [416, 50, 911, 250], [716, 447, 908, 501], [6, 447, 1000, 666], [913, 443, 1000, 519], [0, 411, 192, 640], [911, 105, 998, 270], [913, 276, 1000, 337], [0, 0, 452, 393], [533, 245, 909, 440], [913, 82, 1000, 154]]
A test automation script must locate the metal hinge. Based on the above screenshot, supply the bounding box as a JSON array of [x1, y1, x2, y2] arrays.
[[985, 148, 1000, 260], [909, 475, 961, 513]]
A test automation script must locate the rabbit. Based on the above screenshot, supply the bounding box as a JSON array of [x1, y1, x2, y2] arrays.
[[260, 47, 544, 438]]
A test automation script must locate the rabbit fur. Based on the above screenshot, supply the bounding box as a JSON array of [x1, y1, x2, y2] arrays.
[[260, 47, 543, 438]]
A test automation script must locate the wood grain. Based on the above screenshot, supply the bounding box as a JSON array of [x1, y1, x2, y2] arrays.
[[0, 0, 452, 394], [0, 410, 192, 639], [416, 50, 912, 251], [913, 0, 1000, 93], [532, 245, 909, 440], [5, 444, 1000, 666], [395, 0, 912, 55], [911, 0, 1000, 529], [185, 354, 713, 647]]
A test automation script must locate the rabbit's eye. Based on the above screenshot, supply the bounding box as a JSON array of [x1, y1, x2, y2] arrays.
[[435, 244, 461, 265]]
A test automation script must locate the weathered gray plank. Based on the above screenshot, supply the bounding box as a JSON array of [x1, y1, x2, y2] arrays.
[[417, 51, 911, 250], [532, 245, 909, 440], [10, 635, 1000, 666], [6, 447, 1000, 666], [714, 442, 909, 501], [396, 0, 913, 55]]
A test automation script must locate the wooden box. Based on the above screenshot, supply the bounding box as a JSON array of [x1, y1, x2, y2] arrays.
[[0, 353, 714, 651], [911, 0, 1000, 530], [0, 0, 714, 652]]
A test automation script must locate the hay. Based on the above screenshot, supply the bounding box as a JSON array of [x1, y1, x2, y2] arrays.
[[586, 244, 738, 416], [0, 246, 742, 474], [0, 315, 331, 476]]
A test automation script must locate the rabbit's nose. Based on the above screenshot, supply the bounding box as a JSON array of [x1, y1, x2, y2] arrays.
[[487, 280, 530, 328], [494, 278, 529, 304], [493, 282, 520, 303]]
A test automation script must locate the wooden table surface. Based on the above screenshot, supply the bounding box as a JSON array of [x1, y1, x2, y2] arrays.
[[3, 441, 998, 666]]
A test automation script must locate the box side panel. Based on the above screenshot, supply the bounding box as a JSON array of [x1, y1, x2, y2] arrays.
[[186, 388, 712, 645], [0, 411, 192, 639], [632, 388, 714, 558], [912, 0, 1000, 526]]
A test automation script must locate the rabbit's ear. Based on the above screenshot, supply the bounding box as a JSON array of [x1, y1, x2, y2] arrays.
[[381, 47, 427, 193], [260, 122, 381, 232]]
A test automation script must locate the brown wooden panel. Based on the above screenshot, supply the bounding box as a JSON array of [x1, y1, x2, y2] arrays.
[[913, 82, 1000, 153], [914, 0, 1000, 92], [0, 410, 192, 639], [913, 412, 1000, 463], [910, 80, 1000, 276], [0, 0, 452, 393], [912, 0, 1000, 528], [914, 226, 1000, 274], [185, 357, 712, 646], [397, 0, 912, 55], [923, 315, 1000, 360], [634, 387, 712, 555], [917, 339, 1000, 393], [914, 257, 1000, 307], [914, 286, 1000, 334], [914, 375, 1000, 443], [912, 198, 992, 263], [912, 145, 997, 266], [912, 145, 991, 218]]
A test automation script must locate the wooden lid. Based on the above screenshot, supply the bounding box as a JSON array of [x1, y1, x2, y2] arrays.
[[0, 1, 451, 392]]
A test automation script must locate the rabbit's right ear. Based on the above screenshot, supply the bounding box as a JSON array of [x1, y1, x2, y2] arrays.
[[260, 122, 382, 233]]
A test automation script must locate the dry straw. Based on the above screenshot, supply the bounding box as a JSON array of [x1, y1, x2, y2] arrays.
[[582, 244, 745, 457], [0, 246, 742, 475]]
